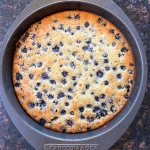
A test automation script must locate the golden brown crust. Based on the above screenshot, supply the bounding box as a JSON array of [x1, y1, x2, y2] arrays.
[[12, 11, 135, 133]]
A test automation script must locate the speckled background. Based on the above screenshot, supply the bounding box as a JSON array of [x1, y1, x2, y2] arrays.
[[0, 0, 150, 150]]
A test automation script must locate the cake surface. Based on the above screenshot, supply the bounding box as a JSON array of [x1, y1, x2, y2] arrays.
[[12, 11, 135, 133]]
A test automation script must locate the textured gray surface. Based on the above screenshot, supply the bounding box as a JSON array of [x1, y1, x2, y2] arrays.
[[0, 0, 149, 149]]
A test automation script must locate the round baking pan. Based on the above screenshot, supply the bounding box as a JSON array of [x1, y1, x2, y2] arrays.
[[0, 0, 147, 150]]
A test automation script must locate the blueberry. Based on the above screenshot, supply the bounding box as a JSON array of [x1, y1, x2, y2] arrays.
[[39, 118, 46, 126], [39, 100, 46, 109], [112, 42, 116, 46], [105, 66, 110, 71], [61, 79, 67, 84], [96, 70, 104, 78], [82, 46, 89, 51], [115, 33, 121, 40], [76, 40, 81, 43], [37, 43, 41, 48], [17, 42, 21, 48], [58, 24, 64, 30], [124, 94, 129, 99], [68, 95, 73, 100], [50, 79, 56, 84], [100, 109, 107, 117], [67, 14, 72, 19], [25, 32, 29, 37], [117, 74, 122, 79], [70, 111, 74, 115], [104, 59, 109, 63], [100, 40, 104, 44], [87, 104, 92, 108], [62, 71, 68, 77], [29, 74, 34, 79], [117, 86, 122, 89], [95, 96, 99, 102], [84, 60, 88, 65], [103, 53, 108, 57], [51, 117, 58, 121], [16, 72, 23, 80], [42, 73, 49, 79], [128, 70, 133, 74], [94, 61, 99, 66], [62, 128, 66, 133], [96, 113, 101, 119], [110, 29, 115, 33], [66, 119, 74, 126], [84, 21, 90, 28], [74, 82, 77, 86], [110, 105, 116, 113], [15, 83, 21, 88], [59, 52, 63, 56], [72, 52, 76, 56], [37, 62, 42, 67], [113, 67, 117, 71], [79, 107, 84, 112], [86, 84, 90, 89], [72, 76, 76, 80], [28, 102, 35, 108], [43, 90, 48, 93], [36, 82, 41, 87], [103, 22, 107, 26], [100, 94, 105, 99], [120, 65, 126, 70], [68, 88, 73, 93], [93, 106, 100, 113], [31, 34, 36, 39], [98, 17, 103, 23], [36, 92, 42, 99], [60, 109, 66, 115], [52, 27, 56, 30], [74, 14, 80, 19], [21, 47, 27, 53], [80, 115, 85, 120], [121, 47, 128, 52], [70, 62, 76, 69], [108, 98, 113, 103], [87, 117, 94, 122], [46, 33, 50, 37], [65, 102, 69, 106], [22, 37, 26, 42], [60, 42, 63, 47], [104, 80, 109, 85], [47, 42, 51, 46], [57, 92, 65, 99], [76, 26, 80, 30], [101, 103, 107, 108], [48, 94, 54, 99], [52, 45, 60, 52]]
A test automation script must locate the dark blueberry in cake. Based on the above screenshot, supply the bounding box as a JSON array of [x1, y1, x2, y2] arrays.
[[74, 14, 80, 19], [80, 115, 85, 120], [29, 74, 34, 79], [93, 106, 100, 113], [48, 94, 54, 99], [110, 29, 115, 33], [113, 67, 117, 71], [39, 118, 46, 126], [52, 26, 56, 30], [103, 22, 107, 26], [32, 33, 36, 39], [43, 90, 48, 93], [108, 98, 113, 103], [28, 102, 35, 109], [70, 111, 74, 115], [103, 53, 108, 57], [36, 82, 41, 86], [68, 95, 73, 100], [74, 82, 77, 86], [68, 88, 73, 93], [76, 26, 80, 30], [66, 119, 74, 126], [110, 105, 116, 113], [104, 80, 109, 85], [65, 102, 69, 106], [21, 47, 27, 53], [60, 42, 64, 47], [100, 94, 105, 99], [50, 79, 56, 84], [76, 39, 81, 43], [120, 65, 126, 70], [51, 117, 58, 121], [22, 37, 26, 42], [83, 60, 88, 65], [47, 42, 51, 46], [72, 52, 76, 56], [58, 24, 64, 30], [17, 42, 21, 48], [59, 52, 63, 56], [95, 96, 99, 102], [86, 84, 90, 89], [72, 76, 76, 80], [117, 74, 122, 79], [121, 47, 128, 52], [37, 62, 42, 67], [96, 70, 104, 78], [57, 92, 65, 99], [87, 117, 94, 122], [98, 17, 103, 23], [104, 59, 109, 63], [16, 72, 23, 80], [70, 62, 76, 69], [79, 107, 84, 113], [52, 45, 60, 52], [96, 113, 101, 119], [42, 73, 49, 79], [62, 128, 66, 133], [46, 33, 50, 37], [39, 100, 46, 109], [15, 82, 21, 87], [115, 33, 121, 40], [87, 104, 92, 108], [82, 46, 89, 51], [37, 43, 41, 48], [61, 79, 67, 84], [117, 86, 122, 89], [60, 109, 66, 115], [84, 21, 90, 28], [67, 14, 72, 19], [62, 71, 68, 77], [112, 42, 116, 46], [101, 103, 107, 108], [128, 70, 133, 74], [94, 61, 99, 66], [105, 66, 110, 71], [100, 109, 107, 117], [100, 40, 104, 44], [124, 94, 129, 99], [36, 92, 42, 99]]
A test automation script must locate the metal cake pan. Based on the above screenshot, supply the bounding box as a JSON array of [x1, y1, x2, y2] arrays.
[[0, 0, 147, 150]]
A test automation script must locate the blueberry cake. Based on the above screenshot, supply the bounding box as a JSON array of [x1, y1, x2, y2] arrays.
[[12, 11, 135, 133]]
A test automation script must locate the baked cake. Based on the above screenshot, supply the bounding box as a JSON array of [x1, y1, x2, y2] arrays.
[[12, 11, 135, 133]]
